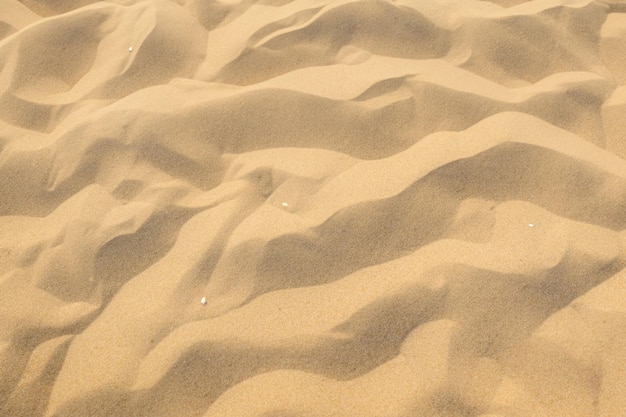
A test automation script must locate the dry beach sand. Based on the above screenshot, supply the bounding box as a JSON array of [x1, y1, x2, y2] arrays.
[[1, 0, 626, 416]]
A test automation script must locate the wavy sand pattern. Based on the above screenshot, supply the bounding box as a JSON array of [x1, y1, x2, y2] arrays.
[[1, 0, 626, 416]]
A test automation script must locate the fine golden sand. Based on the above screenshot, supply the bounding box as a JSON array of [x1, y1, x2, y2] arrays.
[[1, 0, 626, 416]]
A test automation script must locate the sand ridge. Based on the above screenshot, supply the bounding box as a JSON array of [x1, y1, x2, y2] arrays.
[[1, 0, 626, 416]]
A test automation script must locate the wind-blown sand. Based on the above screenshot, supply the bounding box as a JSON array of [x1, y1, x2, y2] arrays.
[[1, 0, 626, 416]]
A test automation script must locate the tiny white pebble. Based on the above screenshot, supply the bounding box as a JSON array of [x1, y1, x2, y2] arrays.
[[529, 223, 534, 228], [281, 202, 289, 207], [201, 297, 207, 306], [128, 47, 133, 52]]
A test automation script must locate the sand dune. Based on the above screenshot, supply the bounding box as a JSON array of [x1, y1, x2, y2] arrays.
[[1, 0, 626, 416]]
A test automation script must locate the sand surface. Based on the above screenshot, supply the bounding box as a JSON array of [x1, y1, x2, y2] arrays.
[[1, 0, 626, 416]]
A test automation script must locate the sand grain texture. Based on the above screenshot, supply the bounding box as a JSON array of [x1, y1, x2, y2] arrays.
[[1, 0, 626, 416]]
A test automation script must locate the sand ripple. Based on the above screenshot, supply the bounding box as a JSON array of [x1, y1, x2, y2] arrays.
[[1, 0, 626, 416]]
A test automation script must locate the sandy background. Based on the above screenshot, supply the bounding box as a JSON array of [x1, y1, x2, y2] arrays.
[[1, 0, 626, 416]]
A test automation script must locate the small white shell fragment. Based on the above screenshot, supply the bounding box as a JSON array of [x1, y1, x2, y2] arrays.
[[201, 297, 207, 306], [281, 202, 289, 207], [528, 223, 534, 228], [128, 47, 133, 52]]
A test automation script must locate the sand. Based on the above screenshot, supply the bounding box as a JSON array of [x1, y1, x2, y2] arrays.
[[1, 0, 625, 416]]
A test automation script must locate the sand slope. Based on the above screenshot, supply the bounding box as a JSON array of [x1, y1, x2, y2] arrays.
[[1, 0, 626, 416]]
